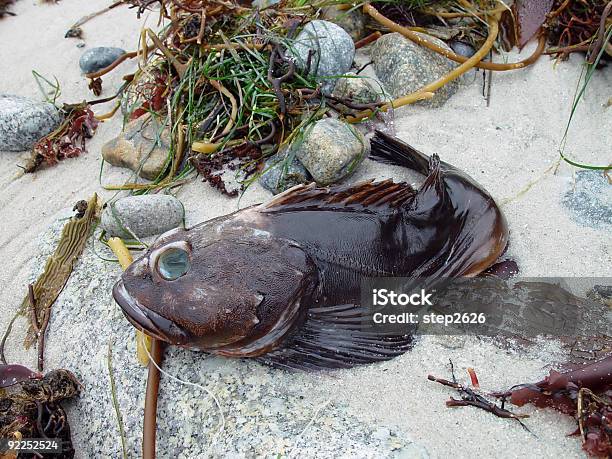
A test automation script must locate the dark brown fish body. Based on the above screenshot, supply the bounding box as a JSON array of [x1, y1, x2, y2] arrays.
[[113, 132, 508, 369]]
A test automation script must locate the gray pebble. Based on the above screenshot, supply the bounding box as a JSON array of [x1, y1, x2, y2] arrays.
[[101, 194, 184, 238], [562, 170, 612, 229], [289, 20, 355, 95], [370, 32, 459, 108], [450, 41, 476, 58], [294, 117, 369, 185], [259, 152, 311, 194], [79, 47, 126, 74], [0, 95, 62, 151]]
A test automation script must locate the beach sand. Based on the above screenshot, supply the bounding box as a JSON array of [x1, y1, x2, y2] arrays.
[[0, 1, 610, 457]]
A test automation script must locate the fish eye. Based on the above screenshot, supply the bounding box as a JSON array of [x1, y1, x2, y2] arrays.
[[157, 247, 190, 281]]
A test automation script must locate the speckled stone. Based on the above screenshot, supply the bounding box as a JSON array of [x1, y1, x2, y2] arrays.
[[259, 152, 311, 194], [30, 217, 425, 458], [0, 95, 62, 151], [100, 195, 184, 238], [322, 5, 366, 42], [294, 118, 369, 185], [79, 47, 126, 74], [370, 32, 460, 108], [332, 72, 382, 105], [562, 170, 612, 229], [101, 115, 170, 180], [289, 20, 355, 95]]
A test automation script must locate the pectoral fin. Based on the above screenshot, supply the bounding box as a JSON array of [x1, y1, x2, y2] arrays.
[[255, 303, 414, 371]]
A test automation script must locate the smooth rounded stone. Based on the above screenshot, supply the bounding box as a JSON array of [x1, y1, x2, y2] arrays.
[[101, 115, 169, 180], [34, 218, 422, 458], [100, 194, 184, 238], [562, 170, 612, 229], [322, 5, 366, 42], [0, 95, 62, 151], [450, 40, 476, 58], [370, 32, 460, 108], [289, 20, 355, 95], [332, 72, 382, 104], [294, 117, 369, 185], [79, 47, 126, 74], [259, 152, 311, 194]]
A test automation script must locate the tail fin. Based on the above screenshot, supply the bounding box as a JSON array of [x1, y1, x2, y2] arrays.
[[369, 130, 431, 175]]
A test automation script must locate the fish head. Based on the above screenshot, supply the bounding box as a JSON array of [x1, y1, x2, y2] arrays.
[[113, 217, 318, 353]]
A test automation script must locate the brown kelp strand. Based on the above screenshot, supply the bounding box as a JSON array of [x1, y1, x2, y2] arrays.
[[11, 195, 98, 372]]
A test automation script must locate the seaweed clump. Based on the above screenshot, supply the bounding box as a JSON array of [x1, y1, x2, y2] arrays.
[[0, 365, 80, 459]]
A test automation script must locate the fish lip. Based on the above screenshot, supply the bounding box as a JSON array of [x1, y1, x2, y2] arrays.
[[112, 279, 190, 345]]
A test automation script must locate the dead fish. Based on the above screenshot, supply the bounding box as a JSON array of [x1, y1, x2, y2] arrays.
[[113, 132, 508, 370]]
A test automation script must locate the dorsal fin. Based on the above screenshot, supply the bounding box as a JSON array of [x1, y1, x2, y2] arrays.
[[259, 180, 416, 213]]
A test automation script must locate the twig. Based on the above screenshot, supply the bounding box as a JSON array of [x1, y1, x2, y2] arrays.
[[69, 1, 125, 30], [428, 362, 532, 432], [355, 31, 382, 49]]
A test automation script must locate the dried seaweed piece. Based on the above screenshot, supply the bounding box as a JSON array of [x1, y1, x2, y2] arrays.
[[18, 195, 98, 371], [25, 104, 99, 173], [546, 0, 612, 61], [577, 388, 611, 457], [490, 356, 612, 456]]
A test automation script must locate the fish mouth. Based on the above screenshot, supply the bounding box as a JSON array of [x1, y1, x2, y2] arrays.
[[113, 279, 191, 345]]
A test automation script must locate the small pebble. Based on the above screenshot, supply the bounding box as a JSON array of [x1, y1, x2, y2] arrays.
[[79, 47, 126, 74], [101, 115, 170, 180], [259, 152, 311, 194], [289, 20, 355, 95], [294, 117, 369, 185], [562, 170, 612, 229], [450, 41, 476, 58]]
